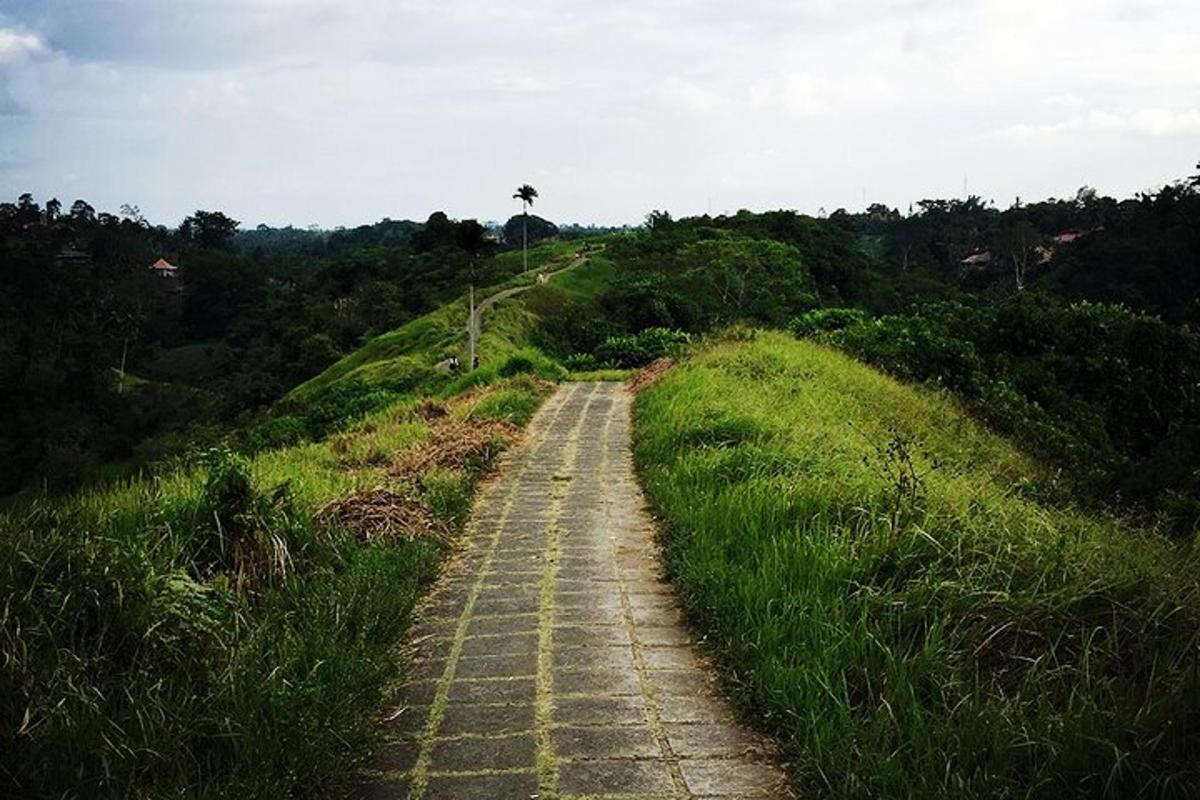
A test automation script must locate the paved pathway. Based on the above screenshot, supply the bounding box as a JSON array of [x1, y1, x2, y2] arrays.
[[351, 382, 790, 799]]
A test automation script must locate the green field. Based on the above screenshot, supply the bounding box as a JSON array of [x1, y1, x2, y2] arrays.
[[633, 331, 1200, 799]]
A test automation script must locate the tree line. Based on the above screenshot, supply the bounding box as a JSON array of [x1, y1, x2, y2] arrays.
[[0, 197, 559, 494]]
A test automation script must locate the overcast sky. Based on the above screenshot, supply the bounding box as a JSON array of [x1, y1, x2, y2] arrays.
[[1, 0, 1197, 228]]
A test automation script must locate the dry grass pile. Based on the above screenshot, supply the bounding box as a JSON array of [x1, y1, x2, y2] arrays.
[[390, 419, 522, 479], [629, 357, 674, 394], [316, 488, 449, 543], [412, 399, 448, 420]]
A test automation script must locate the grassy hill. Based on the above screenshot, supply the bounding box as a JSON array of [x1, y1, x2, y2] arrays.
[[285, 240, 593, 404], [634, 330, 1200, 799]]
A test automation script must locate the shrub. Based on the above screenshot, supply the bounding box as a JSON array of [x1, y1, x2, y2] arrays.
[[790, 307, 867, 337], [496, 348, 569, 382], [194, 447, 305, 590], [593, 327, 690, 368], [242, 414, 309, 453], [563, 353, 599, 371], [295, 380, 400, 440]]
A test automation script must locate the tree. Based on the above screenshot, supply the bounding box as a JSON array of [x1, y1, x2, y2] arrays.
[[502, 214, 557, 250], [995, 217, 1042, 291], [16, 193, 39, 225], [70, 199, 96, 224], [179, 210, 240, 250], [412, 211, 458, 252], [512, 184, 539, 272]]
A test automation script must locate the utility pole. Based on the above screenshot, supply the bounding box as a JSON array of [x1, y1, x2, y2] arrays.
[[468, 283, 476, 370]]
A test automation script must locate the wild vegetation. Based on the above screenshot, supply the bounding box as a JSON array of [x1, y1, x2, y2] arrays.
[[0, 342, 558, 798], [529, 168, 1199, 531], [0, 196, 575, 495], [3, 162, 1199, 797], [634, 331, 1200, 799]]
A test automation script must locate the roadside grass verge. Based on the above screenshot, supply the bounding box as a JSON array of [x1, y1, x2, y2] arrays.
[[568, 368, 633, 382], [0, 367, 556, 799], [633, 330, 1200, 799]]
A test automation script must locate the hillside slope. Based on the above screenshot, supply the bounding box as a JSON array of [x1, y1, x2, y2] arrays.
[[633, 331, 1200, 799], [285, 241, 608, 404]]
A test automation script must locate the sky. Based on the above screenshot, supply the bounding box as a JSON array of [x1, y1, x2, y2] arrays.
[[0, 0, 1198, 228]]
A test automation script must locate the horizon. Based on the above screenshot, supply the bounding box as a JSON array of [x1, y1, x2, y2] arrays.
[[2, 1, 1198, 228]]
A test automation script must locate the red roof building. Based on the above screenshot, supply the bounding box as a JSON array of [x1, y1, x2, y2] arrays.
[[150, 257, 178, 277]]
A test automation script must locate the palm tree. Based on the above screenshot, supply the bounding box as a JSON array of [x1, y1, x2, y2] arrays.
[[512, 184, 538, 272]]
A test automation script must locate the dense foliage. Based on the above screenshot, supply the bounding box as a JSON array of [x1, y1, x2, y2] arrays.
[[811, 296, 1200, 528], [0, 200, 525, 494]]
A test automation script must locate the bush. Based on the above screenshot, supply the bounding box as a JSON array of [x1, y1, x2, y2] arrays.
[[790, 307, 867, 337], [242, 414, 309, 453], [294, 380, 400, 440], [593, 327, 690, 368], [822, 295, 1200, 531], [496, 348, 569, 382], [562, 353, 599, 371], [194, 447, 306, 589]]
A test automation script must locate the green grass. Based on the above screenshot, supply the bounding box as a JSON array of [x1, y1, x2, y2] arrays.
[[287, 300, 465, 402], [548, 252, 617, 297], [633, 330, 1200, 800], [568, 368, 632, 382], [0, 370, 557, 798], [285, 241, 587, 406]]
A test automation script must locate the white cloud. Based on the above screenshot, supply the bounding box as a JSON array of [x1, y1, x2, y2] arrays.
[[748, 72, 893, 118], [1043, 93, 1086, 108], [0, 28, 45, 64], [660, 76, 726, 114], [1095, 108, 1200, 136], [997, 107, 1200, 140]]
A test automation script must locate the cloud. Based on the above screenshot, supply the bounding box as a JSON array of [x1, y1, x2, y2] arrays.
[[748, 72, 892, 117], [2, 0, 1199, 224], [997, 107, 1200, 140], [660, 76, 726, 114], [0, 27, 45, 64]]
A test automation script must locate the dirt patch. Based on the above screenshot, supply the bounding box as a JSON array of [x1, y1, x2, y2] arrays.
[[316, 488, 449, 543], [629, 357, 675, 394], [390, 419, 523, 479]]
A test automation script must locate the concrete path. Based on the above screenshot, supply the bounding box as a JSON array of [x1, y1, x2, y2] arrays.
[[467, 249, 593, 353], [351, 382, 790, 800], [438, 248, 594, 373]]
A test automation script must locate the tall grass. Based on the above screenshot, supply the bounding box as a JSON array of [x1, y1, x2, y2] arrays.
[[633, 330, 1200, 799], [1, 371, 555, 798]]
